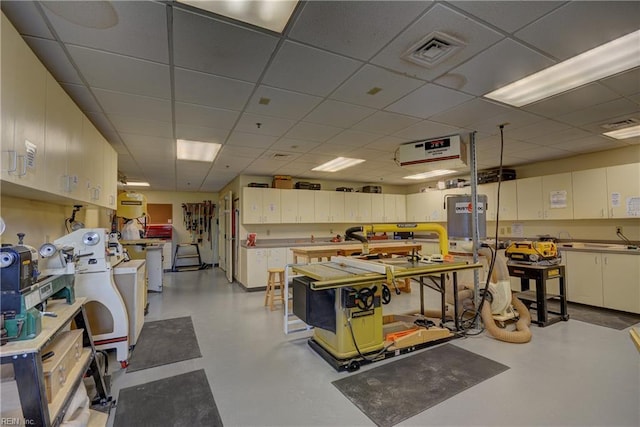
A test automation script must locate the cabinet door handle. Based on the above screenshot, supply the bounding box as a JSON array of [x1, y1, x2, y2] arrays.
[[3, 150, 17, 173], [604, 256, 608, 265], [594, 256, 598, 264], [16, 155, 27, 177]]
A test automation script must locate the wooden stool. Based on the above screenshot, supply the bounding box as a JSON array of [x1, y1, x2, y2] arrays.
[[264, 268, 286, 311]]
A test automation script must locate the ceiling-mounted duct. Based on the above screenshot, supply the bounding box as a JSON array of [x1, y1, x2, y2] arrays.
[[401, 31, 466, 68]]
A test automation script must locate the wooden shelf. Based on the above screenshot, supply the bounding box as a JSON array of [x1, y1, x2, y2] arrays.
[[48, 348, 92, 423], [0, 297, 86, 358]]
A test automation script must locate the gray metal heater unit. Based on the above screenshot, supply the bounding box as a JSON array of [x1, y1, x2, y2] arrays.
[[446, 194, 487, 241]]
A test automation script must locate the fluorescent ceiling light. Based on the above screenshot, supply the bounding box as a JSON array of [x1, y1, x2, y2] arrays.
[[485, 29, 640, 107], [403, 169, 457, 180], [123, 181, 150, 187], [177, 0, 298, 33], [312, 157, 365, 172], [177, 139, 222, 162], [603, 124, 640, 140]]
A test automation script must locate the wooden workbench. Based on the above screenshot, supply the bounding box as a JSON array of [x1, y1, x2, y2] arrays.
[[291, 241, 422, 264]]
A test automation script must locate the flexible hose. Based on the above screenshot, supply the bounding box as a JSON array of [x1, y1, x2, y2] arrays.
[[476, 247, 531, 343], [481, 294, 532, 343]]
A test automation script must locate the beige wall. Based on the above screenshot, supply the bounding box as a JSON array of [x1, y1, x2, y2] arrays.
[[135, 190, 218, 265], [0, 195, 111, 247]]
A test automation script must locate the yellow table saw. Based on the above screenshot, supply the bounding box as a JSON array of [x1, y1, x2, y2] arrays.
[[291, 255, 482, 371]]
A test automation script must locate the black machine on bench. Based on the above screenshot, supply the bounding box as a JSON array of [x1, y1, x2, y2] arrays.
[[0, 245, 74, 343]]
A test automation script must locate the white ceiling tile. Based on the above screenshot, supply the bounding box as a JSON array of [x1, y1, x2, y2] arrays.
[[66, 45, 171, 99], [175, 102, 240, 130], [120, 133, 175, 159], [175, 124, 229, 144], [467, 109, 543, 136], [371, 3, 503, 81], [23, 37, 82, 84], [289, 1, 431, 60], [352, 111, 421, 135], [515, 1, 640, 60], [1, 1, 54, 38], [437, 39, 556, 96], [225, 131, 278, 149], [430, 98, 513, 127], [107, 114, 174, 139], [234, 113, 296, 137], [507, 120, 571, 141], [344, 147, 392, 161], [284, 122, 343, 142], [245, 159, 283, 175], [556, 99, 639, 127], [308, 143, 354, 157], [213, 155, 254, 171], [450, 1, 564, 33], [393, 120, 465, 140], [367, 135, 413, 152], [94, 89, 172, 122], [523, 84, 621, 118], [559, 135, 629, 153], [245, 86, 322, 120], [385, 84, 474, 119], [85, 112, 118, 138], [268, 138, 320, 153], [262, 41, 363, 96], [61, 84, 102, 113], [41, 1, 169, 63], [173, 9, 278, 81], [325, 129, 382, 147], [174, 68, 255, 111], [600, 68, 640, 97], [304, 100, 376, 128], [218, 144, 266, 159], [331, 65, 425, 109], [513, 145, 572, 161], [527, 127, 594, 146]]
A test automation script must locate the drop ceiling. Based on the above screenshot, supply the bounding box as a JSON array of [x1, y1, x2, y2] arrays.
[[2, 1, 639, 192]]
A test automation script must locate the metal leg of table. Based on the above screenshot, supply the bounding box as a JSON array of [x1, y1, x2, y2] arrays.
[[452, 272, 460, 331], [74, 306, 109, 402], [11, 352, 49, 426]]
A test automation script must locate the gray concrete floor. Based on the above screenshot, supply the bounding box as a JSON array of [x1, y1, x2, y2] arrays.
[[106, 268, 640, 427]]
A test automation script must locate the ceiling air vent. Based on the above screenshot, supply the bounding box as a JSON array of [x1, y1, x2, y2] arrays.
[[402, 31, 466, 69], [601, 118, 640, 130], [271, 153, 292, 159]]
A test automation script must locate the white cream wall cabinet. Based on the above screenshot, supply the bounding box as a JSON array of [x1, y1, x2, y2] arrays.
[[382, 194, 406, 223], [572, 168, 608, 219], [1, 14, 46, 189], [242, 187, 281, 224], [516, 173, 573, 220], [607, 163, 640, 219], [1, 15, 118, 208], [313, 191, 345, 223], [280, 189, 315, 223], [565, 251, 640, 313], [481, 180, 518, 221]]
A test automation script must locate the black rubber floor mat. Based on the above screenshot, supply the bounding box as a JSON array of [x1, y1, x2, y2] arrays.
[[114, 369, 222, 427], [546, 300, 640, 330], [127, 316, 201, 372], [332, 344, 509, 427]]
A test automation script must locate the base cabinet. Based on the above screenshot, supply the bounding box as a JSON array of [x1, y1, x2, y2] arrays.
[[242, 247, 287, 289], [565, 251, 640, 313]]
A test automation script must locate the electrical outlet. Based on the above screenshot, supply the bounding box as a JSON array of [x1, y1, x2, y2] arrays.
[[616, 226, 623, 234], [266, 229, 271, 236]]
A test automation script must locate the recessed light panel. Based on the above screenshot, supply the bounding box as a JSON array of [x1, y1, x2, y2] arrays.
[[403, 169, 457, 180], [603, 124, 640, 140], [485, 29, 640, 107], [177, 0, 299, 33], [312, 157, 365, 172], [177, 139, 222, 162]]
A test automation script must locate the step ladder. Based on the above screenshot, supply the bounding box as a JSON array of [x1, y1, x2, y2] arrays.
[[172, 243, 205, 272]]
